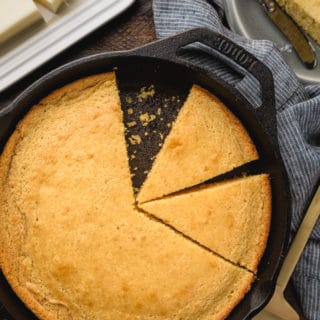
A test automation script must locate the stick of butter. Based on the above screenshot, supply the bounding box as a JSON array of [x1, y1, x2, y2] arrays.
[[0, 0, 43, 44], [34, 0, 65, 13]]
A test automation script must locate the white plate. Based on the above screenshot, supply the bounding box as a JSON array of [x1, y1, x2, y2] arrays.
[[0, 0, 135, 93], [223, 0, 320, 84]]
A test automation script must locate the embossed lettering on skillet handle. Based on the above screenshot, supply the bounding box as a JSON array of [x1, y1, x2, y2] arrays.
[[131, 27, 277, 148]]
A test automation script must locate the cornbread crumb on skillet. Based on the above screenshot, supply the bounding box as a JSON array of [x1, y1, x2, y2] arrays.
[[141, 174, 271, 273], [275, 0, 320, 44], [0, 72, 254, 320], [137, 85, 258, 203]]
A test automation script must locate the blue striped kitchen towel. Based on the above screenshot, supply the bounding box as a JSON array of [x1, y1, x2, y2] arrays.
[[153, 1, 320, 319]]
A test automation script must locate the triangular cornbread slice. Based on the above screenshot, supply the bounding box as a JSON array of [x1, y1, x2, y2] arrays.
[[141, 174, 271, 272], [0, 73, 254, 320], [137, 85, 258, 203]]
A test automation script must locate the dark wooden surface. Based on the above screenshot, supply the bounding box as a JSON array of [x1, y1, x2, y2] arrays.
[[0, 0, 305, 319]]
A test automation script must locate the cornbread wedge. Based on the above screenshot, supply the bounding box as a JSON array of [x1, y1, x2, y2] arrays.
[[137, 85, 258, 203], [141, 174, 271, 272], [0, 0, 43, 43], [35, 0, 65, 13]]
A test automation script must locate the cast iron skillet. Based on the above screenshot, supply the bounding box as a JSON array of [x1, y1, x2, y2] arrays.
[[0, 28, 290, 320]]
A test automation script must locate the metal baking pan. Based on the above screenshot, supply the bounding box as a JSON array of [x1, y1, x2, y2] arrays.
[[0, 28, 291, 320], [223, 0, 320, 84]]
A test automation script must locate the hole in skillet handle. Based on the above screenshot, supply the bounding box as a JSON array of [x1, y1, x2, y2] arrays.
[[130, 27, 279, 153]]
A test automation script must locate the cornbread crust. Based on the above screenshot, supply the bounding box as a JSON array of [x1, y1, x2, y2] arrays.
[[0, 73, 255, 320], [275, 0, 320, 44], [137, 85, 258, 203], [141, 174, 272, 273]]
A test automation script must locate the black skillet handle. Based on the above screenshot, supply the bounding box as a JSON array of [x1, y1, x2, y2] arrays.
[[0, 111, 14, 149], [131, 27, 278, 148]]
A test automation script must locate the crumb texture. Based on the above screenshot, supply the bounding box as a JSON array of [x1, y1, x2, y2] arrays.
[[0, 73, 254, 320], [141, 174, 271, 272], [137, 85, 258, 203]]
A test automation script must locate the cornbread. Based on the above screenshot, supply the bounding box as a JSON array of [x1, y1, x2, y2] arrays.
[[0, 0, 43, 43], [0, 73, 256, 320], [35, 0, 65, 13], [137, 85, 258, 203], [141, 174, 271, 272], [275, 0, 320, 44]]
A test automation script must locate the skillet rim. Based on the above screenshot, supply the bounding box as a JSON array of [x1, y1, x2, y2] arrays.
[[0, 28, 291, 320]]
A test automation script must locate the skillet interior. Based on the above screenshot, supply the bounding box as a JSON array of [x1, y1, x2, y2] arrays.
[[0, 29, 290, 320]]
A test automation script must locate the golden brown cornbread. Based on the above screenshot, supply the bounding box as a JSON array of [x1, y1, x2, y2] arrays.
[[137, 85, 258, 203], [275, 0, 320, 44], [0, 73, 255, 320], [141, 174, 271, 272]]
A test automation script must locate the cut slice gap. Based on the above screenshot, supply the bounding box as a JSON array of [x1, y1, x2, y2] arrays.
[[203, 158, 274, 185], [135, 205, 255, 274], [139, 173, 272, 273], [138, 159, 270, 204], [116, 68, 191, 193], [137, 84, 259, 203]]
